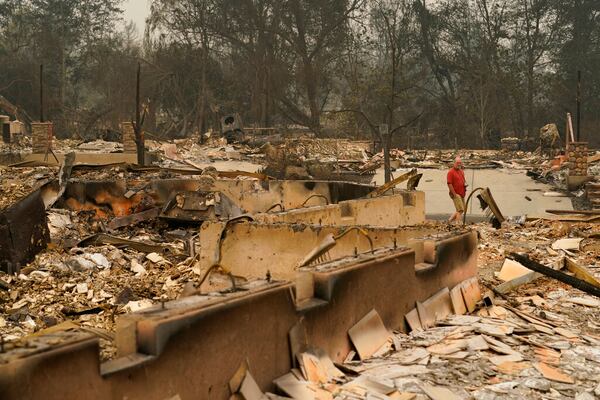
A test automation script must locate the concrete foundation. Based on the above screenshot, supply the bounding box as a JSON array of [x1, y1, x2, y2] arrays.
[[0, 231, 478, 400], [47, 179, 374, 217], [22, 152, 143, 166], [0, 172, 478, 399], [197, 221, 439, 280], [255, 190, 425, 227]]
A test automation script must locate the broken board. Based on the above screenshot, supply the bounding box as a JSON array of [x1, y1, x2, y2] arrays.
[[348, 309, 391, 360]]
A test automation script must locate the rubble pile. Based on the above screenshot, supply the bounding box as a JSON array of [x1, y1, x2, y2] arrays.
[[147, 136, 259, 169], [74, 140, 123, 153], [0, 135, 32, 156], [1, 204, 598, 371], [0, 165, 56, 209], [276, 138, 370, 162], [3, 130, 599, 191], [230, 221, 600, 400], [0, 132, 599, 398], [383, 149, 545, 170], [0, 214, 240, 360], [258, 139, 375, 181], [261, 305, 600, 399]]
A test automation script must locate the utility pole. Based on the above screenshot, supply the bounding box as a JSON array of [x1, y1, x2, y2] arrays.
[[39, 64, 44, 122], [576, 70, 581, 142], [134, 62, 145, 165], [381, 124, 391, 183]]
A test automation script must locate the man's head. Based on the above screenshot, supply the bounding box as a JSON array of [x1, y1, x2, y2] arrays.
[[453, 156, 462, 170]]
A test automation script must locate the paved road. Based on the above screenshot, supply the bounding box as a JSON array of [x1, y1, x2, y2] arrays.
[[374, 168, 573, 218]]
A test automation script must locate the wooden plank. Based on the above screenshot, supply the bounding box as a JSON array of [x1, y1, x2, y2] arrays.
[[460, 278, 481, 313], [449, 285, 467, 315], [546, 209, 600, 215], [510, 254, 600, 298], [367, 169, 417, 198], [565, 257, 600, 289], [494, 271, 543, 295]]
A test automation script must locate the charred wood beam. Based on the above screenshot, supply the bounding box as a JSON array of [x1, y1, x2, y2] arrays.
[[509, 253, 600, 298]]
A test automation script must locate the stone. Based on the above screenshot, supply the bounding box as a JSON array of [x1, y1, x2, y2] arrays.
[[42, 315, 58, 327], [76, 283, 88, 294], [124, 299, 153, 313], [115, 287, 137, 305], [29, 270, 50, 279], [88, 253, 110, 269], [22, 315, 36, 330], [131, 259, 146, 275], [574, 392, 595, 400], [146, 252, 166, 264], [68, 256, 95, 271], [523, 378, 550, 392], [486, 381, 519, 394], [394, 378, 424, 393]]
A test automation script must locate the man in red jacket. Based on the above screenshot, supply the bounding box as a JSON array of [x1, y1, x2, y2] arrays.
[[447, 156, 467, 223]]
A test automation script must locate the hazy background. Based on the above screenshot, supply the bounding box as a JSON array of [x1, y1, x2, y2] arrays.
[[123, 0, 150, 32], [1, 0, 598, 147]]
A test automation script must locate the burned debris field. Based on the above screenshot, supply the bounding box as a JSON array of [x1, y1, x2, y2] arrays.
[[1, 0, 600, 399]]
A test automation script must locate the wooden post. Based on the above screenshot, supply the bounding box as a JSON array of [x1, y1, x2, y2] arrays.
[[39, 64, 44, 122], [576, 70, 581, 142], [567, 113, 575, 144], [380, 124, 391, 183], [134, 62, 145, 165], [565, 113, 570, 151]]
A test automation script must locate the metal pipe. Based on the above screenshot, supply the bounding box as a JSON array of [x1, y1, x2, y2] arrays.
[[334, 227, 374, 254], [300, 194, 329, 207], [462, 187, 485, 225], [198, 214, 255, 293], [265, 203, 284, 213]]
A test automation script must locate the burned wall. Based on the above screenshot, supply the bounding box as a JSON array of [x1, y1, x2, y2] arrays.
[[55, 178, 374, 217], [255, 190, 426, 227], [197, 221, 439, 280], [0, 190, 50, 273], [0, 231, 478, 400]]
